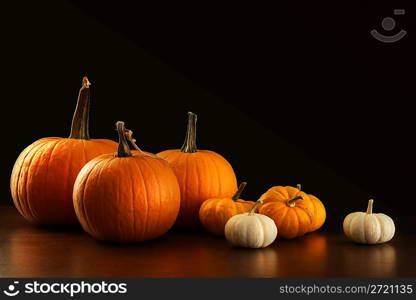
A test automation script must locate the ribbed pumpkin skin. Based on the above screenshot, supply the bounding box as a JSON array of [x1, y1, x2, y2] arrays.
[[258, 186, 314, 239], [10, 137, 117, 225], [308, 194, 326, 232], [157, 149, 237, 227], [73, 152, 181, 242], [199, 197, 253, 236]]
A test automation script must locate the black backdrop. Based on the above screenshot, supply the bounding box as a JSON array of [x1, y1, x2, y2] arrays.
[[1, 1, 415, 232]]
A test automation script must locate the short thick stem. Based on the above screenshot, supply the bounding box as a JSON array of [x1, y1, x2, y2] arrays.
[[296, 184, 302, 191], [249, 200, 263, 215], [286, 195, 303, 207], [180, 112, 198, 153], [115, 121, 132, 157], [232, 182, 247, 201], [366, 199, 374, 214], [69, 77, 91, 139]]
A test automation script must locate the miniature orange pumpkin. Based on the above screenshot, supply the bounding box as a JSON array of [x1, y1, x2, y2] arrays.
[[10, 77, 117, 225], [258, 186, 311, 239], [199, 182, 253, 235], [258, 185, 326, 238], [157, 112, 237, 227], [73, 121, 181, 242]]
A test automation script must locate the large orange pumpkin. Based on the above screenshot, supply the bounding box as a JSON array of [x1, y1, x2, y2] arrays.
[[199, 182, 253, 236], [10, 77, 117, 225], [258, 185, 326, 239], [157, 112, 238, 227], [73, 121, 181, 242]]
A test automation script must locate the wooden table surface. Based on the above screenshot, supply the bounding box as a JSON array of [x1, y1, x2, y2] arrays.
[[0, 206, 414, 278]]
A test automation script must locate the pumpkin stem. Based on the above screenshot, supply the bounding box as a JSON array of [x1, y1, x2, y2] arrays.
[[286, 195, 303, 207], [366, 199, 374, 214], [124, 128, 144, 153], [232, 182, 247, 201], [115, 121, 132, 157], [296, 184, 302, 190], [69, 76, 91, 139], [180, 112, 198, 153], [249, 200, 263, 215]]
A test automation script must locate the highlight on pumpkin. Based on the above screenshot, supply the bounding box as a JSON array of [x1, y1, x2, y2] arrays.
[[157, 112, 238, 227], [10, 76, 117, 226], [72, 121, 181, 242]]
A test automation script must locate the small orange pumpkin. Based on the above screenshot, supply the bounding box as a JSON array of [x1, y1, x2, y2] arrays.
[[73, 121, 181, 242], [10, 77, 117, 225], [157, 112, 237, 227], [199, 182, 253, 236], [258, 185, 309, 239], [258, 184, 326, 239]]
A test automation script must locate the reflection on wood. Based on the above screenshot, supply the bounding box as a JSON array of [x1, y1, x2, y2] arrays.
[[0, 207, 413, 277], [341, 243, 397, 277]]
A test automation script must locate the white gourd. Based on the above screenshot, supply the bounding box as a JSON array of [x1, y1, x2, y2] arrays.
[[343, 199, 395, 244], [225, 200, 277, 248]]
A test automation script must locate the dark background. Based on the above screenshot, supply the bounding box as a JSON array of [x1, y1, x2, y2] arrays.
[[1, 1, 415, 231]]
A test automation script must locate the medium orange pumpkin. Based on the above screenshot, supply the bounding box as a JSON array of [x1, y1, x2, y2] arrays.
[[199, 182, 253, 236], [73, 121, 181, 242], [157, 112, 238, 227], [258, 185, 326, 239], [10, 77, 117, 225]]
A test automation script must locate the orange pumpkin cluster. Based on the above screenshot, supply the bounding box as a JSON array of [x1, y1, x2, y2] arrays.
[[10, 76, 326, 243], [199, 183, 326, 239]]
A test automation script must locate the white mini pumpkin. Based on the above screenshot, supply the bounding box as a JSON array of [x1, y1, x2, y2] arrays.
[[343, 199, 395, 244], [225, 200, 277, 248]]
